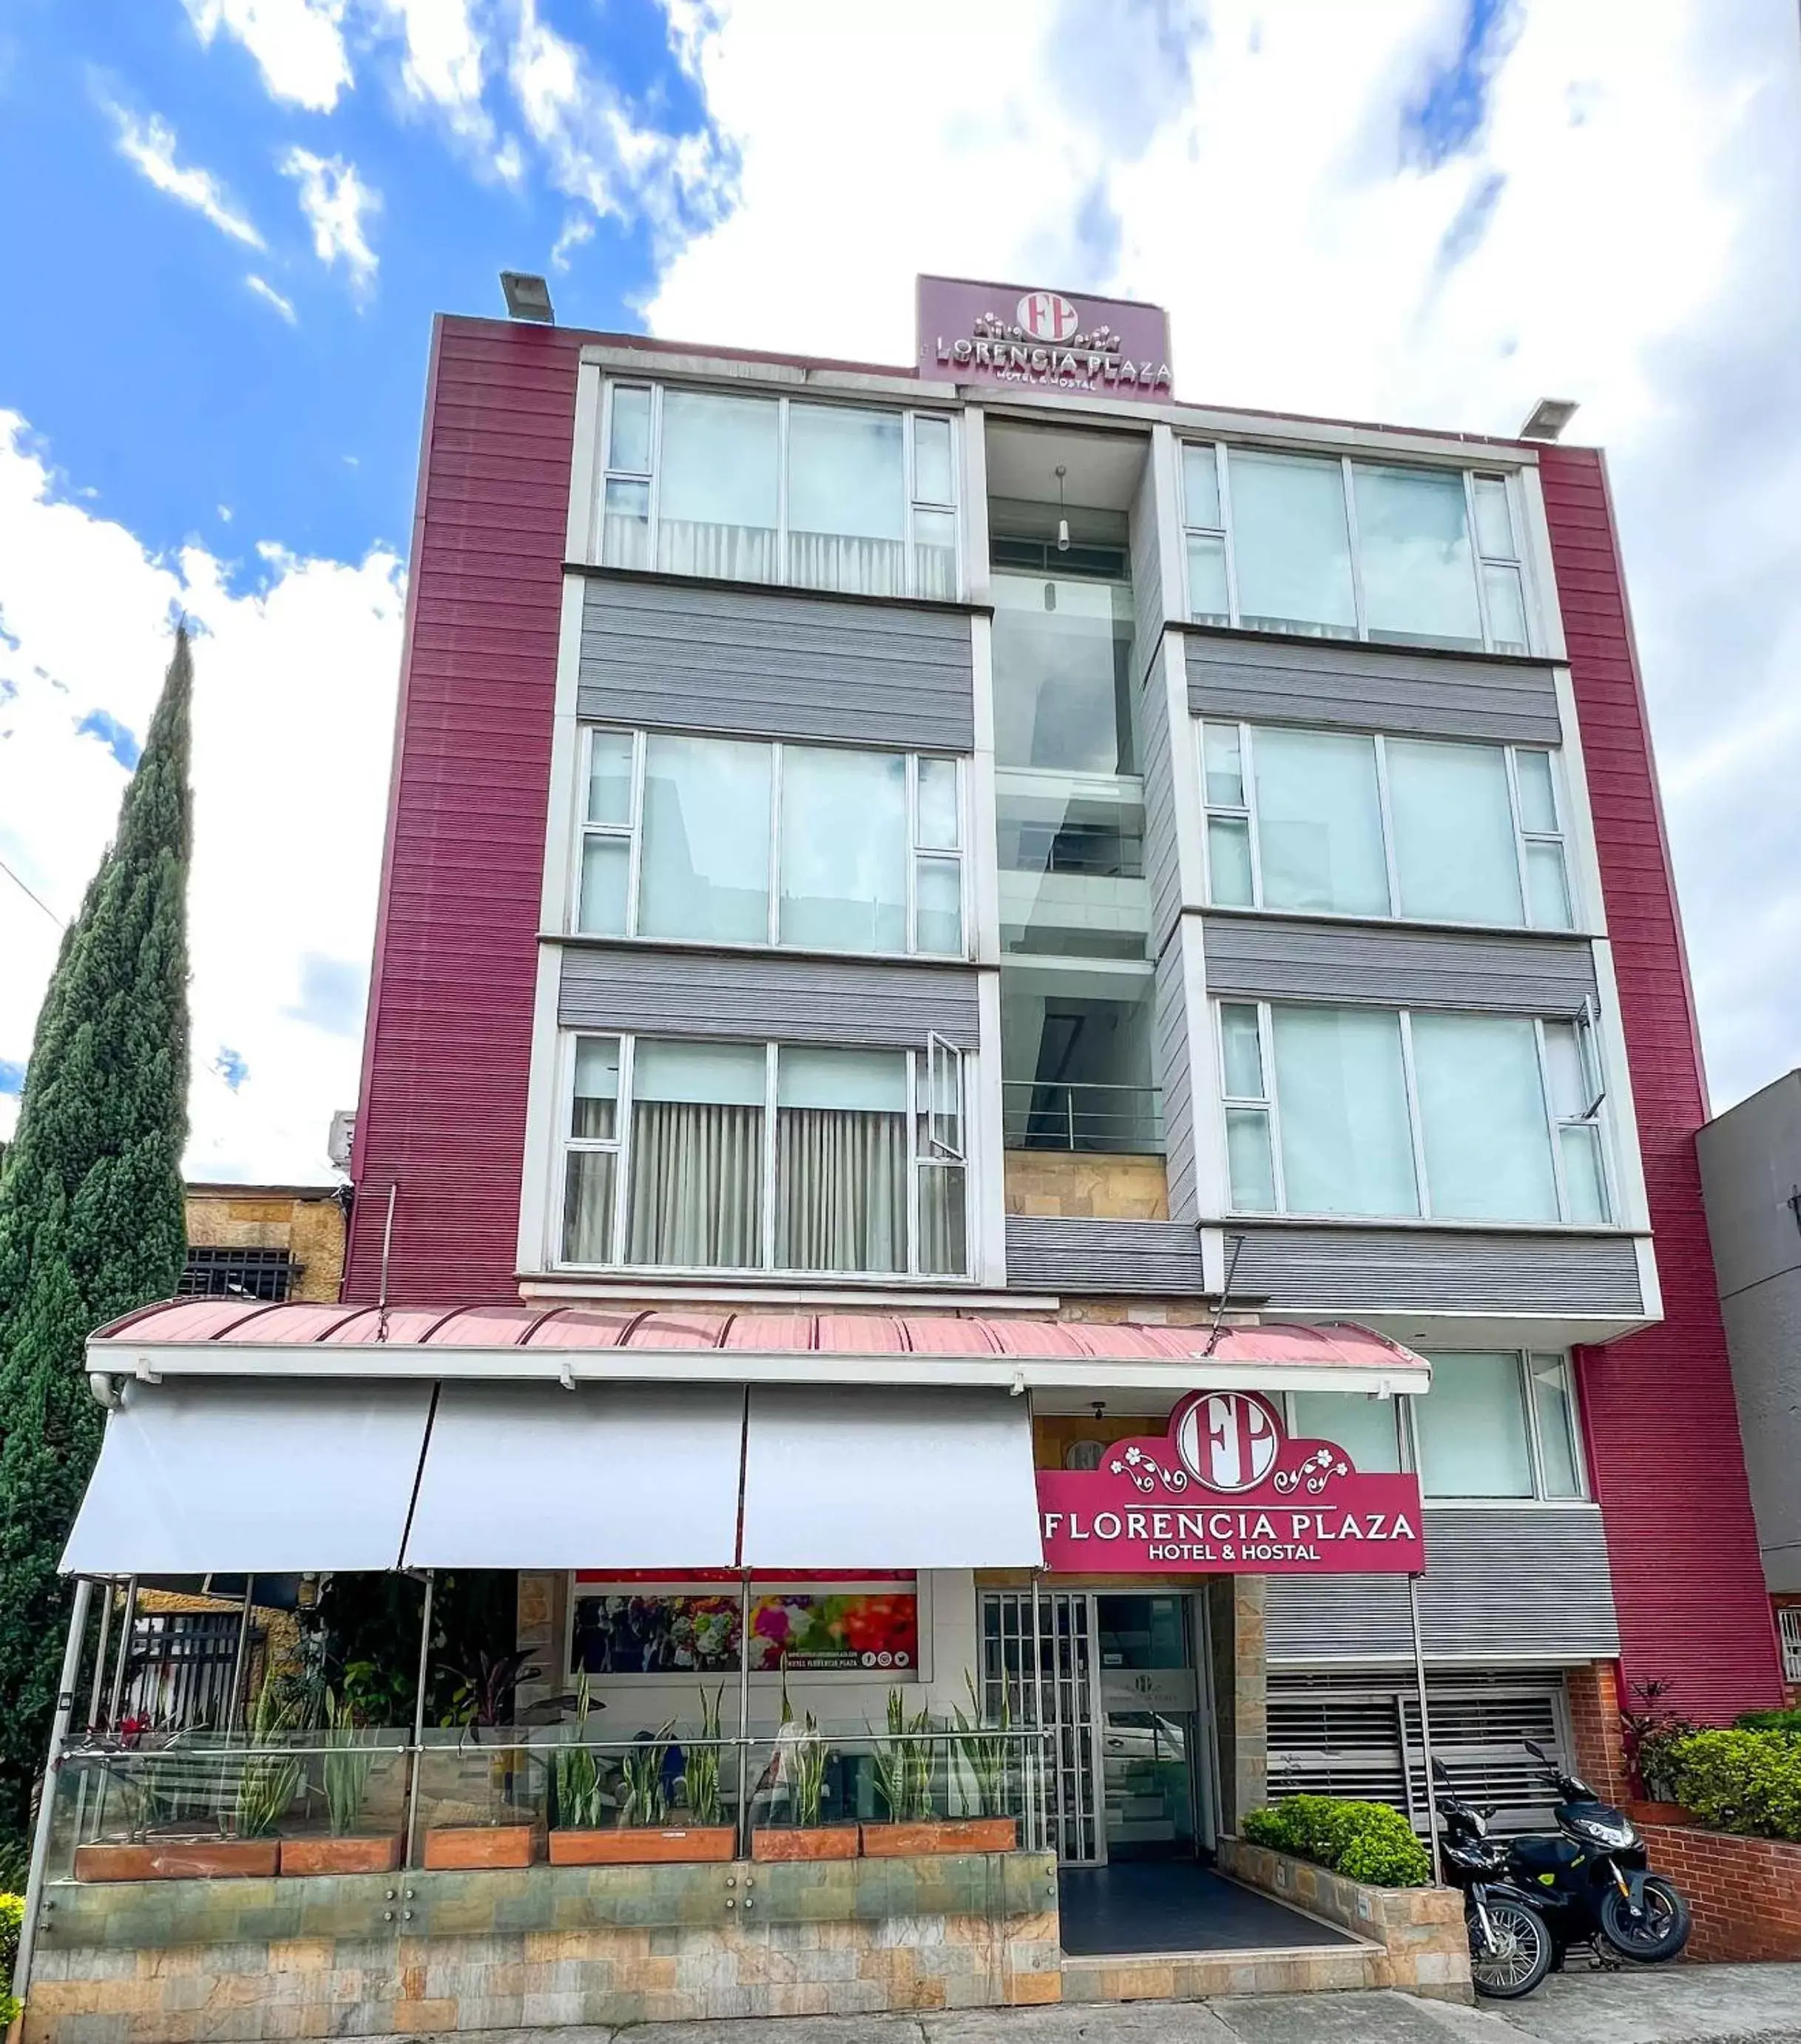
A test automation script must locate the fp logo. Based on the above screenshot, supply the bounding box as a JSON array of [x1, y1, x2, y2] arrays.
[[1175, 1392, 1282, 1492], [1017, 290, 1079, 343]]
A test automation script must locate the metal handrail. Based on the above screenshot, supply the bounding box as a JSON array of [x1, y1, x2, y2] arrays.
[[1002, 1079, 1164, 1154]]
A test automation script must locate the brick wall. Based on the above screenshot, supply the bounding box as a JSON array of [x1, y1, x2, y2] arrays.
[[1636, 1822, 1801, 1962], [1566, 1659, 1631, 1803]]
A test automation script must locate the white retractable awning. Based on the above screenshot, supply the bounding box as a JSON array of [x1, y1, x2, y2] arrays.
[[740, 1386, 1041, 1571], [401, 1382, 743, 1570], [60, 1379, 435, 1576]]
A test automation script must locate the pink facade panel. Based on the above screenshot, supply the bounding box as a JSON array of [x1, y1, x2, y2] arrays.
[[1541, 444, 1783, 1718]]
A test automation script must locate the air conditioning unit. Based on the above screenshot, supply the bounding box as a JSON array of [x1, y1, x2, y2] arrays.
[[327, 1109, 356, 1172]]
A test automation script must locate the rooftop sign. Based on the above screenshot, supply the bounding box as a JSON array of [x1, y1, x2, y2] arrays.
[[1036, 1389, 1425, 1574], [916, 274, 1172, 402]]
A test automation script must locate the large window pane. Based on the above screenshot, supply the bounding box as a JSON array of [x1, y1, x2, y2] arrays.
[[1271, 1005, 1418, 1216], [1228, 451, 1356, 638], [626, 1041, 766, 1267], [1410, 1013, 1558, 1221], [787, 404, 906, 596], [1290, 1392, 1401, 1472], [779, 745, 907, 952], [657, 391, 779, 581], [1254, 729, 1388, 916], [1416, 1353, 1534, 1497], [1353, 464, 1483, 649], [641, 735, 771, 942], [1387, 738, 1524, 926], [776, 1047, 906, 1272], [1530, 1355, 1583, 1497], [991, 573, 1138, 774]]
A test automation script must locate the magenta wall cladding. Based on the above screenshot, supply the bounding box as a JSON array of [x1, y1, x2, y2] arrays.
[[1541, 445, 1783, 1719], [345, 316, 584, 1303]]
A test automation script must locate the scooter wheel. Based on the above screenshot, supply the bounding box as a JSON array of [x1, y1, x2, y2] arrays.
[[1600, 1876, 1691, 1964], [1468, 1898, 1554, 1999]]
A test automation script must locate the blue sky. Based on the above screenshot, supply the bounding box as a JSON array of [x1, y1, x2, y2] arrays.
[[1, 1, 1797, 1178]]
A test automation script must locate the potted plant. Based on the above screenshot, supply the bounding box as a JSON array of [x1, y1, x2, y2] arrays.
[[280, 1692, 404, 1875], [422, 1650, 542, 1869], [860, 1687, 1016, 1857], [557, 1713, 736, 1865], [753, 1674, 855, 1861]]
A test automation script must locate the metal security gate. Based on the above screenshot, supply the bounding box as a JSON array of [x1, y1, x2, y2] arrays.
[[125, 1610, 254, 1730], [981, 1590, 1103, 1864], [1268, 1667, 1573, 1834]]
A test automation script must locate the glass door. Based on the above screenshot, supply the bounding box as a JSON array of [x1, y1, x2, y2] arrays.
[[1095, 1593, 1200, 1862]]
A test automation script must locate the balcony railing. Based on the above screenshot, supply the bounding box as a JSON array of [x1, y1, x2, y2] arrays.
[[1003, 1080, 1163, 1156]]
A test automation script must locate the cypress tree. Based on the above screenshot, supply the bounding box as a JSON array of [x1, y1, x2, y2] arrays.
[[0, 630, 192, 1857]]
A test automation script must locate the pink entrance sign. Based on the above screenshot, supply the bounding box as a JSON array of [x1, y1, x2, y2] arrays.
[[916, 274, 1174, 400], [1037, 1390, 1425, 1575]]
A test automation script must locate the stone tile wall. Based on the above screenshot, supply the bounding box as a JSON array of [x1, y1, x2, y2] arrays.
[[1208, 1576, 1266, 1833], [1003, 1153, 1169, 1220], [24, 1853, 1061, 2043]]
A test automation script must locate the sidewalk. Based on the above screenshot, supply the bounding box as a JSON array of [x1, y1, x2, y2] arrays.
[[386, 1964, 1801, 2044]]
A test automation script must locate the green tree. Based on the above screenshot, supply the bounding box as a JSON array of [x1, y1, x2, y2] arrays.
[[0, 630, 192, 1855]]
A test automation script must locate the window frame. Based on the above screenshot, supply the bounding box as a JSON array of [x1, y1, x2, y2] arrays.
[[1214, 996, 1618, 1228], [553, 1030, 973, 1281], [1778, 1606, 1801, 1685], [1180, 444, 1537, 657], [1405, 1350, 1590, 1502], [572, 724, 969, 961], [597, 380, 962, 601], [1197, 721, 1577, 934]]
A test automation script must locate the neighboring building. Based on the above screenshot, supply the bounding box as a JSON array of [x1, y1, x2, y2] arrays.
[[1697, 1071, 1801, 1700], [182, 1182, 346, 1302]]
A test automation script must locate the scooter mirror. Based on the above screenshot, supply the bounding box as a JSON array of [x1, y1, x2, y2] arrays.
[[1522, 1738, 1547, 1761], [1431, 1757, 1451, 1782]]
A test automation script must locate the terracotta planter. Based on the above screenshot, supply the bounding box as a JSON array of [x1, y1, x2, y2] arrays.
[[859, 1818, 1017, 1858], [280, 1833, 404, 1876], [549, 1826, 736, 1866], [752, 1826, 860, 1862], [422, 1824, 538, 1869], [74, 1838, 280, 1882]]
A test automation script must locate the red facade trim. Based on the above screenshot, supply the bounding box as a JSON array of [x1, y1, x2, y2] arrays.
[[344, 317, 585, 1301], [1541, 445, 1782, 1718]]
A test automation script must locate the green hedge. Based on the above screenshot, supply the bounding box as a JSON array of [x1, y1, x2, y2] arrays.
[[1, 1891, 21, 2026], [1668, 1730, 1801, 1842], [1736, 1707, 1801, 1735], [1241, 1793, 1432, 1887]]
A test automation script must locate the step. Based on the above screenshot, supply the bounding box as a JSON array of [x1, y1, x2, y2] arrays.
[[1061, 1940, 1385, 2003]]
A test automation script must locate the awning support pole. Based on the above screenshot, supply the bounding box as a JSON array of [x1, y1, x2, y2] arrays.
[[87, 1584, 113, 1728], [14, 1576, 94, 2014], [1408, 1572, 1443, 1886], [405, 1570, 435, 1870], [735, 1570, 752, 1860], [1030, 1572, 1046, 1858], [228, 1576, 256, 1734], [107, 1576, 137, 1724]]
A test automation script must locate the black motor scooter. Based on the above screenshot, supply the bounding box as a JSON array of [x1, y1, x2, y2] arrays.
[[1497, 1740, 1691, 1966], [1430, 1765, 1553, 1997]]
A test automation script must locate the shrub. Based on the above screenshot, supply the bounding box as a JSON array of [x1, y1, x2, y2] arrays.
[[1736, 1707, 1801, 1735], [1, 1890, 21, 2025], [1667, 1730, 1801, 1841], [1241, 1793, 1431, 1887]]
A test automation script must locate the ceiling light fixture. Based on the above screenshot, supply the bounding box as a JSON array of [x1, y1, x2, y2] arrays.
[[1055, 464, 1070, 552]]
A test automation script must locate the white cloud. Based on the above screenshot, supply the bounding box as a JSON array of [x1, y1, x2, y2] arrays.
[[182, 0, 353, 113], [378, 0, 483, 115], [549, 209, 592, 271], [280, 147, 381, 291], [108, 106, 265, 249], [0, 412, 403, 1178], [245, 272, 297, 321]]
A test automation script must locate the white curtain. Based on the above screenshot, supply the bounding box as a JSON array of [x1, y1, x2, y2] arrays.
[[779, 746, 908, 951], [1227, 451, 1358, 638], [776, 1109, 906, 1271], [656, 519, 778, 584], [1386, 738, 1524, 926], [917, 1162, 967, 1275], [639, 735, 771, 944], [1254, 728, 1388, 916], [562, 1152, 615, 1263], [1410, 1012, 1558, 1221], [787, 531, 906, 596], [1272, 1005, 1419, 1217], [656, 388, 779, 584], [1353, 463, 1482, 649], [626, 1101, 763, 1266]]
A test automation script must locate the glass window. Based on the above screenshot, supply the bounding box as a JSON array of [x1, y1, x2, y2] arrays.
[[778, 745, 907, 952], [1473, 476, 1514, 558], [1228, 451, 1357, 638], [1289, 1392, 1402, 1473], [1410, 1012, 1558, 1222], [625, 1040, 766, 1267], [916, 758, 960, 849], [1544, 1019, 1609, 1223], [1219, 1002, 1265, 1098], [1270, 1005, 1418, 1217], [1386, 738, 1524, 926], [1253, 728, 1388, 917], [656, 390, 780, 582], [607, 387, 652, 474], [992, 573, 1138, 774], [578, 837, 630, 935], [913, 508, 957, 599], [787, 404, 906, 596], [1187, 536, 1230, 624], [1483, 564, 1530, 652], [1530, 1355, 1584, 1497], [1416, 1353, 1535, 1497], [586, 729, 634, 825], [915, 857, 962, 954], [1208, 817, 1254, 906], [1226, 1109, 1277, 1211], [601, 479, 650, 568], [913, 415, 954, 506], [1515, 749, 1559, 835], [1203, 723, 1246, 807], [1183, 442, 1222, 528], [563, 1037, 620, 1264], [640, 735, 772, 943], [1352, 464, 1483, 649], [775, 1046, 906, 1273]]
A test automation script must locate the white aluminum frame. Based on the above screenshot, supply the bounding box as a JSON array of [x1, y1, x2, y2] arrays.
[[1196, 721, 1576, 936], [570, 724, 970, 961], [553, 1029, 973, 1284], [595, 380, 963, 601], [1213, 994, 1621, 1230], [1177, 442, 1541, 658], [1778, 1605, 1801, 1684]]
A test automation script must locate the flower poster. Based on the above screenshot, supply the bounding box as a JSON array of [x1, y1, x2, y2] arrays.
[[570, 1585, 919, 1676]]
